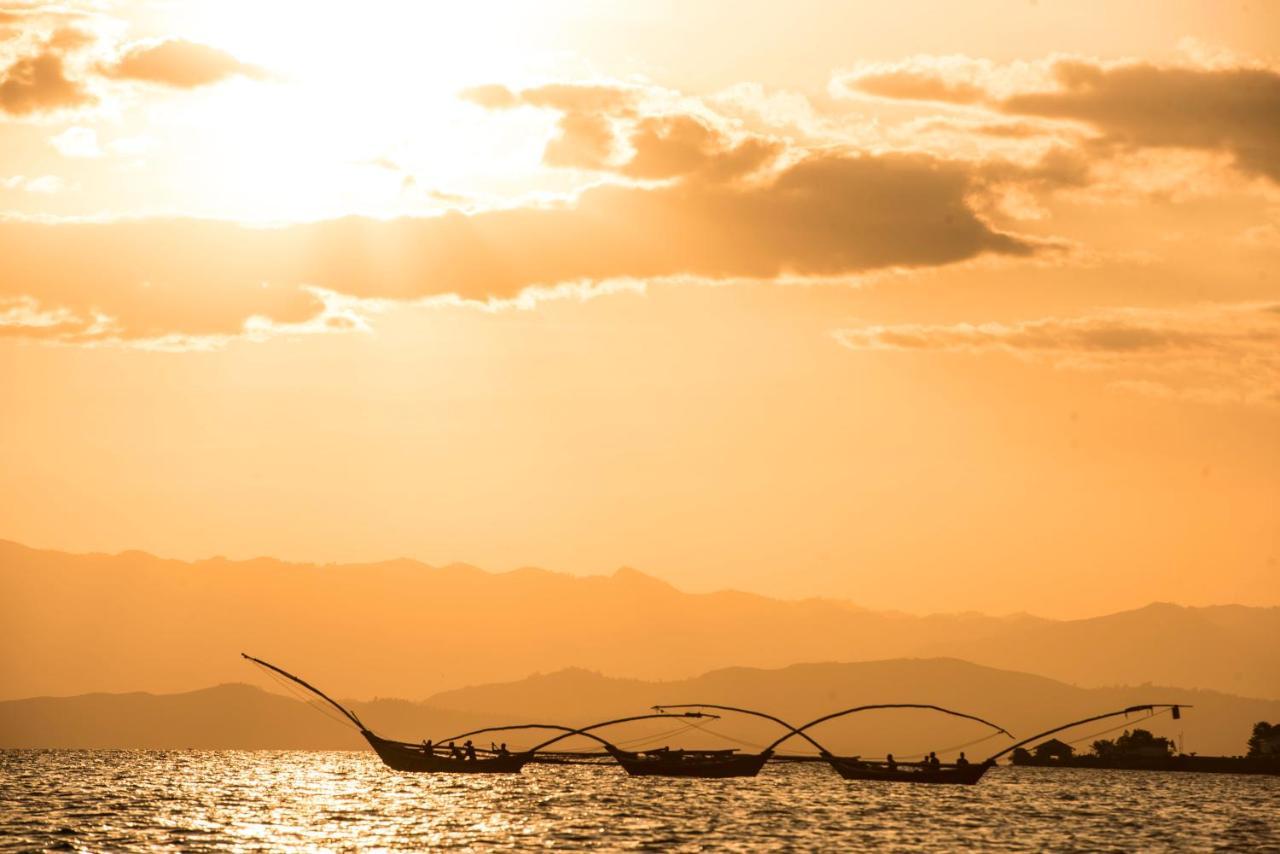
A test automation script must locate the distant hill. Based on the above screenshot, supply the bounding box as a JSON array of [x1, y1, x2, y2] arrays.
[[919, 602, 1280, 699], [2, 659, 1274, 757], [1, 540, 1277, 701]]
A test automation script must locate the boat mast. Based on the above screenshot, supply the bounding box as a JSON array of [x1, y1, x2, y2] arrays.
[[983, 703, 1186, 764], [524, 712, 718, 754], [241, 653, 366, 731], [652, 703, 830, 754], [763, 703, 1014, 754]]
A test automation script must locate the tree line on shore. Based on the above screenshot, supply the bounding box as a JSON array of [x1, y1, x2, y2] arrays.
[[1011, 720, 1279, 764]]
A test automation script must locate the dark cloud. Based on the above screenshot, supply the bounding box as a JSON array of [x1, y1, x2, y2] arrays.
[[1003, 61, 1280, 182], [841, 318, 1217, 353], [0, 151, 1034, 343], [620, 114, 782, 181], [836, 304, 1280, 406], [838, 58, 1280, 183], [462, 83, 782, 179], [101, 39, 266, 88], [0, 47, 91, 114]]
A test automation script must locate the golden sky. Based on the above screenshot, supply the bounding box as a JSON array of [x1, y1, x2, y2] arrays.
[[1, 0, 1277, 617]]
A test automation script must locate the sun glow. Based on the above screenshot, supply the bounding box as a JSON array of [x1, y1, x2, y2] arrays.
[[134, 0, 571, 221]]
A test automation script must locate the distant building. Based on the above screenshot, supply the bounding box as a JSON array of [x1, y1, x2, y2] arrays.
[[1032, 739, 1075, 761]]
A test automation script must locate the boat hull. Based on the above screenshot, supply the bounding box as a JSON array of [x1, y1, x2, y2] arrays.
[[609, 748, 771, 778], [826, 758, 992, 785], [363, 732, 531, 774]]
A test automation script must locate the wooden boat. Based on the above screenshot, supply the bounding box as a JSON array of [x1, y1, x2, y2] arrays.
[[815, 703, 1188, 785], [436, 713, 743, 777], [656, 702, 1014, 784], [824, 756, 993, 784], [362, 730, 531, 774], [607, 746, 771, 778], [242, 653, 534, 774]]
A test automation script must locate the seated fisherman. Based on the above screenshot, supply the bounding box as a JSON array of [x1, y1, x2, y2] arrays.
[[422, 739, 433, 755], [449, 741, 462, 759], [465, 740, 478, 761], [955, 751, 970, 767]]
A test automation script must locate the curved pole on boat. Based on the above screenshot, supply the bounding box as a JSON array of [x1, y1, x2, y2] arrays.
[[523, 712, 720, 755], [433, 723, 620, 752], [983, 703, 1187, 764], [241, 653, 366, 731], [651, 703, 830, 755], [762, 704, 1014, 755]]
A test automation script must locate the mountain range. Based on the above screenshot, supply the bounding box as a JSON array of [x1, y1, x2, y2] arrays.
[[2, 658, 1274, 756], [2, 540, 1276, 702]]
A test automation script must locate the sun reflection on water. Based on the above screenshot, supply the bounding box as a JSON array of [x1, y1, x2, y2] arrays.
[[1, 750, 1277, 851]]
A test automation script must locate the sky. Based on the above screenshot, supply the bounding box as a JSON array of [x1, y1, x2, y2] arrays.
[[1, 0, 1277, 618]]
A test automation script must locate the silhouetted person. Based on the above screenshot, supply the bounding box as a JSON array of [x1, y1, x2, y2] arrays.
[[422, 739, 433, 756], [956, 751, 969, 767], [465, 740, 477, 761], [449, 741, 462, 759], [928, 751, 941, 769], [886, 753, 897, 771], [498, 743, 510, 757]]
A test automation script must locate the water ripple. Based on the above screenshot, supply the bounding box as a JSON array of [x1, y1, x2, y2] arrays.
[[1, 750, 1277, 851]]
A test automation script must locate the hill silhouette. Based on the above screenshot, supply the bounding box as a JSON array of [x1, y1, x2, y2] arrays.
[[2, 659, 1273, 757], [1, 540, 1276, 701]]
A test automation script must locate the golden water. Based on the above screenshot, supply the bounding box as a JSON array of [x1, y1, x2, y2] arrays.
[[2, 751, 1277, 851]]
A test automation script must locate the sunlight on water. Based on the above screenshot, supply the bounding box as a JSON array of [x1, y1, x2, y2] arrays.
[[2, 751, 1278, 851]]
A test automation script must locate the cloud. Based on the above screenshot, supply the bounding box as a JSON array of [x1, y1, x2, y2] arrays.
[[0, 149, 1035, 345], [1003, 61, 1280, 182], [463, 80, 784, 180], [49, 124, 98, 157], [850, 69, 986, 105], [2, 173, 63, 192], [542, 110, 616, 169], [101, 39, 266, 88], [620, 114, 783, 181], [457, 83, 518, 109], [0, 46, 92, 114], [0, 294, 103, 340], [462, 81, 640, 171], [834, 54, 1280, 183], [835, 303, 1280, 406]]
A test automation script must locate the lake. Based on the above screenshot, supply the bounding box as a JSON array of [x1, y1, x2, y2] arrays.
[[2, 751, 1277, 851]]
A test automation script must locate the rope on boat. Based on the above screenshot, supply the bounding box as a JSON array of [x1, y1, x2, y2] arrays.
[[678, 716, 770, 751], [1055, 707, 1168, 749], [254, 660, 356, 731], [611, 721, 704, 748], [893, 729, 1009, 761]]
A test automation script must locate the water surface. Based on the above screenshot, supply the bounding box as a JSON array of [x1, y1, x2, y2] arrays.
[[2, 751, 1277, 851]]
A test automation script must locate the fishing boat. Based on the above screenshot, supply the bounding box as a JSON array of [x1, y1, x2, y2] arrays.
[[655, 702, 1014, 784], [609, 746, 770, 778], [823, 756, 993, 784], [243, 653, 533, 774], [436, 714, 753, 777], [243, 655, 719, 775], [823, 703, 1189, 785]]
